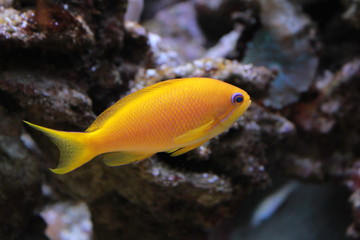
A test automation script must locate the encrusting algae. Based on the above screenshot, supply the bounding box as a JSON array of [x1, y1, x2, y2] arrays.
[[24, 78, 251, 174]]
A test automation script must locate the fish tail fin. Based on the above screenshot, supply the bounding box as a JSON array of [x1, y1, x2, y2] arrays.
[[24, 121, 96, 174]]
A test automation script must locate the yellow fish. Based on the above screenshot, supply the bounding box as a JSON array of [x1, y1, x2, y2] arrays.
[[24, 78, 251, 174]]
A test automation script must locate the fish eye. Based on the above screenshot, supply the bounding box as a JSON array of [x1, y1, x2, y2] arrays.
[[231, 93, 244, 105]]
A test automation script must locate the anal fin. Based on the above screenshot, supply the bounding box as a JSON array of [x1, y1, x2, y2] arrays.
[[170, 139, 209, 157], [102, 151, 154, 166]]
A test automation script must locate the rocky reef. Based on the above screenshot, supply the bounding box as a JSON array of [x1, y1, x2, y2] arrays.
[[0, 0, 359, 239]]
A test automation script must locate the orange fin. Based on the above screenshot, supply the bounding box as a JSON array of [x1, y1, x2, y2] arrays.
[[170, 139, 209, 157], [167, 148, 180, 154], [23, 121, 95, 174], [102, 151, 154, 166], [173, 119, 219, 145]]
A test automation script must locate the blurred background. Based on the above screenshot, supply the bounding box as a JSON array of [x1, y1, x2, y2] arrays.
[[0, 0, 359, 239]]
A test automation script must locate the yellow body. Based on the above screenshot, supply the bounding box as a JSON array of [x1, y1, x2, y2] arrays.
[[24, 78, 251, 174]]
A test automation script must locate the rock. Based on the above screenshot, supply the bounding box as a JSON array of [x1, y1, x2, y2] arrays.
[[0, 0, 359, 239], [194, 0, 255, 42], [0, 71, 95, 129], [244, 0, 319, 109], [41, 202, 92, 240], [144, 2, 206, 64], [124, 0, 144, 22], [210, 102, 295, 185], [271, 59, 360, 238], [134, 58, 273, 99], [258, 0, 311, 39], [342, 0, 360, 29], [141, 0, 183, 20], [0, 6, 94, 51], [293, 58, 360, 135], [204, 26, 243, 59], [0, 106, 48, 240]]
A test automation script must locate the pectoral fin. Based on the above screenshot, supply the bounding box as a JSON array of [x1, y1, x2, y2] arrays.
[[170, 139, 209, 157], [167, 148, 180, 154], [173, 119, 219, 145], [102, 151, 154, 166]]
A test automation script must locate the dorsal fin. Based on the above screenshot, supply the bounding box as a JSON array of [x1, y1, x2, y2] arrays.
[[86, 79, 182, 132]]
